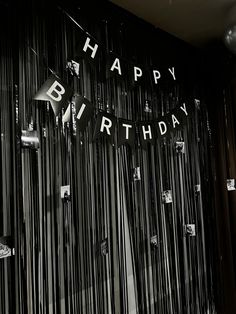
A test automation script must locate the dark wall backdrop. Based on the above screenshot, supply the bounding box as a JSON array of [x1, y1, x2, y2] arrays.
[[205, 45, 236, 314], [0, 0, 220, 313]]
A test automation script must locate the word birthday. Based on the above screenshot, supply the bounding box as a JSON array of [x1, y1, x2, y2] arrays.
[[34, 75, 189, 147]]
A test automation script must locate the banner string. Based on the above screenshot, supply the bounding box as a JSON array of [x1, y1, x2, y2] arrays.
[[57, 6, 177, 72]]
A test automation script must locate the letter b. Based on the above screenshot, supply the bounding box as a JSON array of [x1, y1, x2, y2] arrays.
[[46, 81, 65, 102]]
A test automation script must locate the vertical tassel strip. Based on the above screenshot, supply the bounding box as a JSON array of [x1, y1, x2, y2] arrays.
[[0, 1, 217, 314]]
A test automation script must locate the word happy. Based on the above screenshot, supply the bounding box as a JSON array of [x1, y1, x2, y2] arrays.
[[82, 37, 176, 83]]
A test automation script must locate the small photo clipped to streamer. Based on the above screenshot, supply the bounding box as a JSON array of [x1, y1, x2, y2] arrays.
[[227, 179, 236, 191], [133, 167, 141, 181], [175, 141, 185, 154], [66, 59, 80, 78], [61, 185, 70, 200], [185, 224, 196, 237], [162, 190, 173, 204], [0, 236, 15, 259], [150, 235, 158, 248], [100, 238, 108, 256]]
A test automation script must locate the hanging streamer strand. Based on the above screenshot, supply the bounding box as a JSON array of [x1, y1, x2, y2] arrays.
[[0, 1, 218, 314]]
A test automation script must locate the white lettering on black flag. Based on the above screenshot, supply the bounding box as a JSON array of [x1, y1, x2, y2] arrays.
[[118, 119, 135, 147], [93, 112, 117, 144], [34, 74, 73, 116]]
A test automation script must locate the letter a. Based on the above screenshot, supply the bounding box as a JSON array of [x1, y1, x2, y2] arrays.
[[110, 58, 122, 75], [171, 114, 180, 128]]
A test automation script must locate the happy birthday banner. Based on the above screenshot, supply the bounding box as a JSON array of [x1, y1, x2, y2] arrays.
[[33, 18, 189, 147], [34, 74, 190, 147]]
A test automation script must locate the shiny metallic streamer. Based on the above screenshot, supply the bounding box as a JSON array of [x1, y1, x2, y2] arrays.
[[0, 1, 217, 314]]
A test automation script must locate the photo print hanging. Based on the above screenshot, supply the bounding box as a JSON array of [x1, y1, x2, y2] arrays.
[[162, 190, 173, 204], [227, 179, 236, 191], [144, 100, 152, 113], [133, 167, 141, 181], [184, 224, 196, 237], [150, 235, 158, 248], [66, 59, 80, 78], [61, 185, 71, 202], [100, 238, 108, 256], [175, 141, 185, 153], [0, 236, 14, 259], [194, 98, 201, 109], [195, 184, 201, 194]]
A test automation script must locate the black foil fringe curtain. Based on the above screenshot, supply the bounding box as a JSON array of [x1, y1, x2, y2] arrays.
[[0, 1, 218, 313]]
